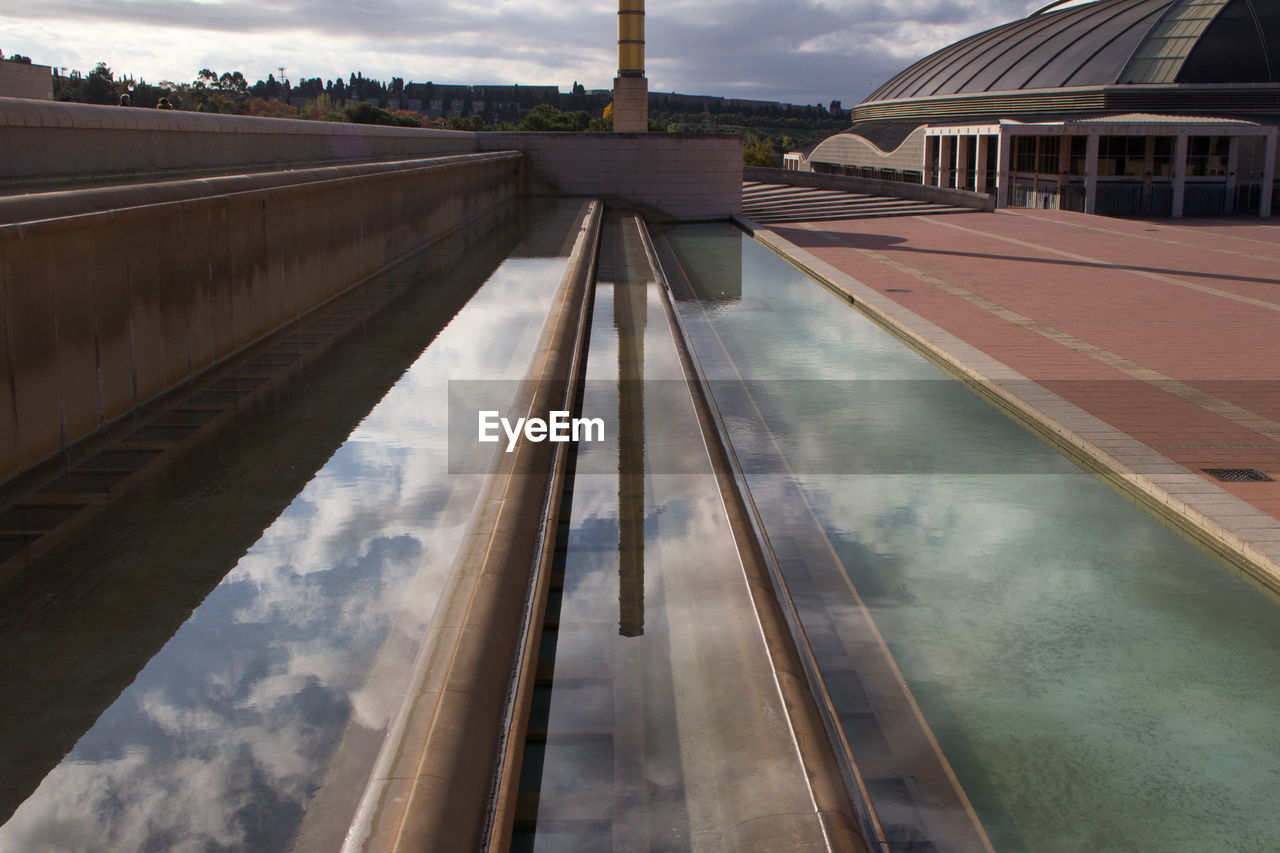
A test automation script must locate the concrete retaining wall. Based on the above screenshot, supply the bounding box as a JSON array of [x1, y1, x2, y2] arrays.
[[0, 102, 744, 482], [482, 132, 743, 220], [0, 97, 480, 183], [0, 151, 523, 484], [1, 100, 743, 220], [745, 165, 994, 211]]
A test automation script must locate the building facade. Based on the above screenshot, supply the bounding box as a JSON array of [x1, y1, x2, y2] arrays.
[[800, 0, 1280, 217]]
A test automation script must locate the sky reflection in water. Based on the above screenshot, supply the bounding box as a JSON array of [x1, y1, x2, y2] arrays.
[[668, 224, 1280, 852], [0, 225, 577, 852]]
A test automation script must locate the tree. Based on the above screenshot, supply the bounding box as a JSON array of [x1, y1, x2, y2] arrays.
[[447, 115, 488, 131], [516, 103, 602, 132], [84, 62, 117, 104], [342, 100, 418, 127], [299, 93, 341, 121], [743, 136, 777, 167], [54, 69, 86, 102], [218, 71, 248, 97]]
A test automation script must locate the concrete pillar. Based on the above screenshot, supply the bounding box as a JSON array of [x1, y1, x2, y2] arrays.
[[923, 135, 937, 185], [1058, 134, 1071, 206], [1084, 133, 1099, 215], [996, 128, 1011, 208], [976, 134, 990, 194], [1262, 130, 1276, 218], [612, 77, 648, 132], [1225, 135, 1239, 212], [1172, 133, 1188, 217], [947, 136, 959, 188], [956, 134, 971, 191]]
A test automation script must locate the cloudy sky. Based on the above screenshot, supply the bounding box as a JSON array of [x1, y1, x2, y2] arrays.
[[2, 0, 1062, 105]]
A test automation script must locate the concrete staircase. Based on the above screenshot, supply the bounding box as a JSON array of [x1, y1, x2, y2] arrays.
[[742, 180, 974, 224]]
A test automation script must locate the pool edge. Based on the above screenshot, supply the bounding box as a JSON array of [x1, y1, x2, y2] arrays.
[[738, 214, 1280, 600]]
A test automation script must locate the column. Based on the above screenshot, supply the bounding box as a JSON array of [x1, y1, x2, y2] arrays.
[[996, 128, 1011, 208], [1262, 130, 1276, 218], [1084, 133, 1099, 215], [956, 134, 971, 191], [1058, 134, 1071, 208], [940, 135, 953, 188], [976, 134, 991, 195], [1171, 133, 1188, 218], [1143, 135, 1155, 213], [1225, 136, 1239, 213]]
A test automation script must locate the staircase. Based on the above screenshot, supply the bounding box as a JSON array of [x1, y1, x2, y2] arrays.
[[742, 180, 975, 224]]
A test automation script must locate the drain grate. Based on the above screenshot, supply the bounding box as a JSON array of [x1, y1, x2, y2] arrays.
[[1203, 468, 1274, 483], [886, 288, 914, 293]]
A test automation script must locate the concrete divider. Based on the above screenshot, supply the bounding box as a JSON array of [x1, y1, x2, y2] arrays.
[[745, 165, 994, 211], [0, 151, 523, 485], [340, 200, 601, 853]]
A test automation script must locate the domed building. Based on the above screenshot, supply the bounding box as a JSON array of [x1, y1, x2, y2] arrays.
[[798, 0, 1280, 216]]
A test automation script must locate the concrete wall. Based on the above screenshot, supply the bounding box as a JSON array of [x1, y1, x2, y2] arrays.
[[0, 62, 52, 101], [0, 97, 480, 183], [481, 132, 742, 220], [0, 102, 744, 481], [1, 100, 743, 220], [0, 152, 523, 483], [744, 165, 994, 210]]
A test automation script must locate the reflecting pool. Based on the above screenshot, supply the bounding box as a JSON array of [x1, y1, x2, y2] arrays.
[[661, 223, 1280, 853], [0, 201, 591, 852]]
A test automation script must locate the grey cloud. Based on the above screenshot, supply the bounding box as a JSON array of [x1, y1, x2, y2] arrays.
[[10, 0, 1049, 103]]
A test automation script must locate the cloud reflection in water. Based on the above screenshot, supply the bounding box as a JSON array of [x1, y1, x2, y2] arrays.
[[0, 254, 571, 853]]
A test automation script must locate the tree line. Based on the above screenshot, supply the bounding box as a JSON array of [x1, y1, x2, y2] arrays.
[[45, 59, 848, 163]]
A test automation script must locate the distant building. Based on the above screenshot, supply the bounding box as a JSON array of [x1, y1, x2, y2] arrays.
[[0, 58, 52, 101], [800, 0, 1280, 217]]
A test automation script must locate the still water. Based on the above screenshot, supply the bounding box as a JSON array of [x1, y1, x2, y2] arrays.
[[517, 216, 834, 852], [661, 223, 1280, 852], [0, 201, 591, 852]]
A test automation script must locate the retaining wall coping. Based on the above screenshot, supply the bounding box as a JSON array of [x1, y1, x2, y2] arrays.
[[0, 96, 477, 140], [0, 150, 523, 229]]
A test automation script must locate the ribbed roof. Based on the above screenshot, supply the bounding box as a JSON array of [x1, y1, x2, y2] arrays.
[[864, 0, 1280, 104]]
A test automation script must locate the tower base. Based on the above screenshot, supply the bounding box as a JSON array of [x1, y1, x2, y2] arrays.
[[612, 76, 648, 133]]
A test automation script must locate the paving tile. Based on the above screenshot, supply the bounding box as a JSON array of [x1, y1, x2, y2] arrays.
[[771, 208, 1280, 573]]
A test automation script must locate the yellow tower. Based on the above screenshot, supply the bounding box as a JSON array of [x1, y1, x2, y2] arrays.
[[613, 0, 648, 132]]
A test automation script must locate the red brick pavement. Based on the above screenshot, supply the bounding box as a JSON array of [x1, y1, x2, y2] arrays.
[[773, 210, 1280, 518]]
